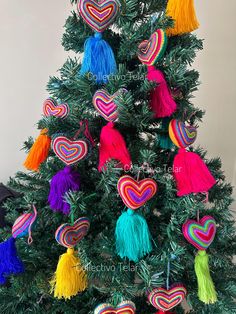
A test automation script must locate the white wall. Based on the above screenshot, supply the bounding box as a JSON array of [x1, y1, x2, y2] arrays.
[[0, 1, 235, 202]]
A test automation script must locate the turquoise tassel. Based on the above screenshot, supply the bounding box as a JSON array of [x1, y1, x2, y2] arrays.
[[115, 209, 152, 262]]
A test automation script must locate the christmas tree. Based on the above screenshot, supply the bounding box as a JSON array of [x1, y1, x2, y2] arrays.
[[0, 0, 236, 313]]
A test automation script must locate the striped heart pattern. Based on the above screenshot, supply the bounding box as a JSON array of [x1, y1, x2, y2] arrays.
[[138, 29, 167, 66], [12, 209, 37, 239], [169, 119, 197, 148], [94, 301, 136, 314], [43, 98, 69, 119], [117, 175, 158, 210], [148, 285, 187, 311], [55, 217, 90, 248], [78, 0, 120, 33], [182, 216, 216, 251], [52, 136, 89, 166]]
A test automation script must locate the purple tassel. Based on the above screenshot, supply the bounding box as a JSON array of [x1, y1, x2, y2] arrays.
[[0, 237, 24, 285], [48, 166, 81, 215]]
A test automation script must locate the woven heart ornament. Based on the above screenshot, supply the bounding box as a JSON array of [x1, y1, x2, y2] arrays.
[[182, 216, 216, 251], [78, 0, 120, 33], [148, 285, 187, 311], [43, 98, 69, 119], [138, 29, 167, 66], [169, 119, 197, 148], [52, 136, 89, 166], [117, 175, 158, 210], [94, 301, 136, 314], [55, 217, 90, 248]]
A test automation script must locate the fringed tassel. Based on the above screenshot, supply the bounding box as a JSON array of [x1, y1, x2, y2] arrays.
[[195, 250, 217, 304], [115, 209, 152, 262], [155, 311, 175, 314], [147, 66, 177, 118], [98, 122, 131, 172], [48, 166, 80, 215], [166, 0, 199, 36], [24, 128, 51, 172], [80, 32, 117, 84], [50, 248, 87, 300], [0, 237, 24, 285]]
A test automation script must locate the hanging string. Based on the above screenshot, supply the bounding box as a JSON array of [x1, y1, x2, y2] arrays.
[[28, 205, 37, 245], [166, 257, 170, 290]]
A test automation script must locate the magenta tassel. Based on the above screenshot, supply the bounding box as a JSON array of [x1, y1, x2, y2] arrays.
[[48, 166, 80, 215]]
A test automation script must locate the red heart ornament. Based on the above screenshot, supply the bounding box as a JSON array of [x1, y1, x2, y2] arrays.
[[117, 175, 158, 210], [43, 98, 69, 119], [94, 301, 136, 314]]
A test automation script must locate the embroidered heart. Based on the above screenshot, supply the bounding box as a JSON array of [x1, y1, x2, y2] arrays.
[[43, 98, 69, 119], [117, 175, 158, 210], [94, 301, 136, 314], [78, 0, 120, 33], [169, 119, 197, 148], [138, 29, 167, 66], [182, 216, 216, 250], [55, 217, 90, 248], [148, 285, 187, 311], [52, 136, 89, 166]]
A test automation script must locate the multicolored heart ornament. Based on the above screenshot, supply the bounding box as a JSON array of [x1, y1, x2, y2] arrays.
[[148, 285, 187, 311], [138, 29, 167, 66], [169, 119, 197, 148], [52, 136, 89, 166], [43, 98, 69, 119], [78, 0, 120, 33], [182, 216, 216, 251], [55, 217, 90, 248], [94, 301, 136, 314], [117, 175, 158, 210]]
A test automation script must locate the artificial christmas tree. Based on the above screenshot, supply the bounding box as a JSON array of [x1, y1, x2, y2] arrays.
[[0, 0, 236, 313]]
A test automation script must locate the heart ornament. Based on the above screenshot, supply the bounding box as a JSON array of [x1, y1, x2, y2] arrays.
[[52, 136, 89, 166], [117, 175, 158, 210], [43, 98, 69, 119], [78, 0, 120, 33], [148, 285, 187, 311], [169, 119, 197, 148], [94, 301, 136, 314], [138, 29, 167, 66], [182, 216, 216, 251], [55, 217, 90, 248]]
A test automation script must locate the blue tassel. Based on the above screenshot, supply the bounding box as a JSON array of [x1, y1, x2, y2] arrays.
[[0, 237, 24, 284], [115, 209, 152, 262], [80, 32, 117, 84]]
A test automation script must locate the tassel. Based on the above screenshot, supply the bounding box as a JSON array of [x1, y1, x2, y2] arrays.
[[0, 237, 24, 285], [48, 166, 80, 215], [166, 0, 199, 36], [195, 250, 217, 304], [80, 32, 117, 84], [173, 148, 216, 196], [115, 208, 152, 262], [159, 135, 174, 149], [50, 248, 87, 300], [98, 122, 131, 172], [147, 66, 177, 118], [24, 128, 51, 172], [155, 311, 175, 314]]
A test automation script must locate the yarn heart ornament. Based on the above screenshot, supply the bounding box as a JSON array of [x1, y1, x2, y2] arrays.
[[55, 217, 90, 248], [148, 285, 187, 311], [43, 98, 69, 119], [138, 29, 167, 66], [78, 0, 120, 33], [182, 216, 216, 251], [52, 136, 89, 166], [94, 300, 136, 314], [169, 119, 197, 148], [117, 175, 158, 210]]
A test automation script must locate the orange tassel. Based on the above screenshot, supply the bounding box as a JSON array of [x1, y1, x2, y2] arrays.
[[24, 129, 51, 172]]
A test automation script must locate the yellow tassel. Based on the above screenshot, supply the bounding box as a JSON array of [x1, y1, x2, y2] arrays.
[[166, 0, 199, 36], [24, 128, 51, 172], [50, 248, 88, 300]]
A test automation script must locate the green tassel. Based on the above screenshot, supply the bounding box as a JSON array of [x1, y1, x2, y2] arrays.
[[159, 135, 174, 149], [194, 250, 217, 304], [115, 209, 152, 262]]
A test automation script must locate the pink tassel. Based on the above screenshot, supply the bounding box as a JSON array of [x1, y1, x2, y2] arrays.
[[155, 312, 175, 314], [147, 66, 177, 118], [173, 148, 216, 197], [98, 122, 131, 171]]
